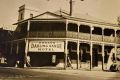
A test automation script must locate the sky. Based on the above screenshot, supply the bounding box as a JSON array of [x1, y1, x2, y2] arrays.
[[0, 0, 120, 26]]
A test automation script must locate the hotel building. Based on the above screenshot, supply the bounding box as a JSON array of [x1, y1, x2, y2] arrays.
[[5, 5, 120, 70]]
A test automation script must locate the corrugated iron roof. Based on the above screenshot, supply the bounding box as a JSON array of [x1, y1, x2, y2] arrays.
[[14, 10, 119, 27]]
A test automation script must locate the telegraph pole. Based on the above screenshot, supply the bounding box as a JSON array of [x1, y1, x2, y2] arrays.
[[69, 0, 73, 16], [69, 0, 84, 16], [47, 0, 84, 16]]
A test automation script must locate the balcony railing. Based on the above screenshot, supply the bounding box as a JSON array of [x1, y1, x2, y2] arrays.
[[116, 37, 120, 44], [103, 36, 115, 43], [92, 34, 102, 41], [29, 31, 66, 38], [66, 31, 78, 38], [78, 33, 90, 40], [26, 31, 118, 43]]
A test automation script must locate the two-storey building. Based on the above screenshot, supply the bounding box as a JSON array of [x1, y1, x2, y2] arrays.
[[6, 5, 120, 70]]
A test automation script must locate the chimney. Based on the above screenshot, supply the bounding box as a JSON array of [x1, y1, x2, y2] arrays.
[[30, 13, 33, 18], [18, 4, 25, 21]]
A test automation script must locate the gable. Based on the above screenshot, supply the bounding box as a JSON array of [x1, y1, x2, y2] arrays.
[[33, 12, 64, 19]]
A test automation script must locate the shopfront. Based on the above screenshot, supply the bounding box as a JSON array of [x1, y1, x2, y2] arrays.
[[27, 40, 65, 67]]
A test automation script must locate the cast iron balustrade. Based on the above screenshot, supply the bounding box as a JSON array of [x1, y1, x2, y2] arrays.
[[28, 31, 78, 38], [28, 31, 66, 38], [66, 31, 78, 38], [78, 32, 90, 40], [116, 37, 120, 44], [92, 34, 102, 41], [103, 36, 115, 43], [26, 31, 117, 43]]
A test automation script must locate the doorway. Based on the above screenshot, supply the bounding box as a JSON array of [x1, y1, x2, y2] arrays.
[[29, 52, 64, 67], [92, 48, 98, 67]]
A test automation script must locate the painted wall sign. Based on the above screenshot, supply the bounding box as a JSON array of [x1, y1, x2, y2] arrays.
[[28, 41, 64, 52]]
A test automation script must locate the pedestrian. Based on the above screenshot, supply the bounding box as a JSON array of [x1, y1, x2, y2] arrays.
[[26, 55, 31, 67], [15, 60, 20, 68]]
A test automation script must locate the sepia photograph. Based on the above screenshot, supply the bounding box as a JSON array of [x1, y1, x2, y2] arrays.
[[0, 0, 120, 80]]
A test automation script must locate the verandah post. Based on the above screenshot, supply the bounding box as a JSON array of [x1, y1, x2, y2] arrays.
[[64, 40, 68, 69]]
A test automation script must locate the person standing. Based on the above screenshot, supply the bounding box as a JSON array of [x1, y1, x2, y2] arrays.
[[26, 55, 31, 67]]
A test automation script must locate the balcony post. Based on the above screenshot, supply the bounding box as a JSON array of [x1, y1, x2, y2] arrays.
[[90, 26, 93, 70], [16, 42, 19, 55], [77, 40, 80, 69], [5, 42, 7, 55], [77, 22, 80, 38], [90, 26, 94, 40], [114, 44, 117, 61], [66, 20, 68, 37], [115, 29, 117, 43], [10, 42, 13, 54], [78, 23, 79, 32], [102, 28, 104, 41], [64, 40, 68, 69], [102, 44, 105, 70], [90, 42, 93, 70], [27, 20, 30, 37], [24, 39, 29, 68], [115, 29, 117, 60], [66, 20, 68, 31]]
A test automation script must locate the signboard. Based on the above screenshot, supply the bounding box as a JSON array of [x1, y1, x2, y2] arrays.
[[28, 41, 64, 52]]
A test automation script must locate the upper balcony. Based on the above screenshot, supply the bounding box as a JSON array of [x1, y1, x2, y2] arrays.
[[16, 21, 120, 44], [28, 31, 78, 39], [27, 31, 118, 43]]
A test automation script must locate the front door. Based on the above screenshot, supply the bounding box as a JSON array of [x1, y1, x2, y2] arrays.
[[92, 48, 98, 67]]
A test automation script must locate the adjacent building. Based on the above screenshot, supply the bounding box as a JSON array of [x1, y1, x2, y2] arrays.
[[0, 27, 15, 65]]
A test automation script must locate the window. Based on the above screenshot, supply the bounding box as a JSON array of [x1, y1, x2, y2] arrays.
[[20, 13, 23, 20]]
